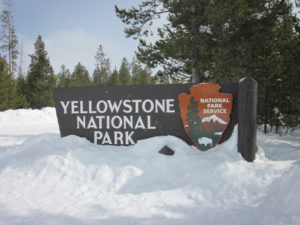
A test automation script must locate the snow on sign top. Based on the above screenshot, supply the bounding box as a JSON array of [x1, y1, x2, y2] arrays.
[[178, 83, 233, 151]]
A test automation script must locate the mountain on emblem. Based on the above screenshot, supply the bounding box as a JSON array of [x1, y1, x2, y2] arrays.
[[202, 114, 228, 124], [178, 83, 233, 151]]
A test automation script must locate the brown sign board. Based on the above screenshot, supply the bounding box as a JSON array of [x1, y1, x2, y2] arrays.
[[52, 77, 257, 162]]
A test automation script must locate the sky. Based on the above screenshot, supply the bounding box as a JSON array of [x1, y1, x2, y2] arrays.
[[2, 0, 300, 75], [6, 0, 143, 74]]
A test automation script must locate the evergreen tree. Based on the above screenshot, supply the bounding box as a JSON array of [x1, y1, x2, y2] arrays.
[[246, 2, 300, 132], [70, 62, 92, 87], [0, 0, 18, 74], [116, 0, 297, 81], [57, 65, 71, 87], [15, 74, 29, 109], [13, 39, 29, 109], [0, 56, 16, 110], [27, 35, 56, 108], [93, 45, 111, 86], [108, 68, 121, 86], [116, 0, 300, 130], [154, 70, 170, 84], [186, 96, 202, 128], [115, 0, 220, 82], [131, 59, 153, 85], [92, 67, 102, 86], [118, 57, 131, 85]]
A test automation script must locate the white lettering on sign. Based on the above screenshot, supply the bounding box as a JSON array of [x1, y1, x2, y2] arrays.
[[76, 115, 156, 130], [200, 98, 230, 103], [203, 109, 227, 114], [200, 98, 230, 114], [96, 100, 108, 113], [111, 116, 122, 129], [102, 132, 112, 145], [94, 131, 135, 145], [71, 101, 79, 114], [207, 103, 222, 108], [123, 100, 132, 113], [108, 100, 122, 113], [142, 99, 154, 113], [60, 101, 70, 114], [132, 99, 142, 113], [166, 99, 175, 113], [61, 98, 175, 145], [87, 116, 97, 129], [77, 116, 85, 129], [147, 115, 156, 129], [80, 101, 88, 114], [60, 99, 176, 114], [89, 101, 96, 114]]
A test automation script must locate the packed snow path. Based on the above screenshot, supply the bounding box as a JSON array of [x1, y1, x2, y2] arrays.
[[0, 108, 299, 225]]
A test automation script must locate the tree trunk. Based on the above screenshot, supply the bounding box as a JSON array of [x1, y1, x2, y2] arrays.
[[190, 18, 203, 84], [191, 67, 201, 83], [263, 85, 269, 134]]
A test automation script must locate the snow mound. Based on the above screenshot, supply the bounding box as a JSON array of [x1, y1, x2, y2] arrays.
[[0, 107, 56, 126], [0, 107, 58, 135], [0, 108, 300, 225]]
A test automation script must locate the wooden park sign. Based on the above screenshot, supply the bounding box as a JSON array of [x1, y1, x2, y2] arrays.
[[52, 77, 257, 162]]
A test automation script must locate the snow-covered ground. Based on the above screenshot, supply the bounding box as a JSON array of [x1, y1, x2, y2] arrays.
[[0, 108, 299, 225]]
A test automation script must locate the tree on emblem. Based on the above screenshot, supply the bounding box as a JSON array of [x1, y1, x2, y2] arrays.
[[186, 97, 201, 128]]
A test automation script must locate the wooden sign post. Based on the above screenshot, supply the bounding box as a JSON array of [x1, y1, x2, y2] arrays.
[[238, 77, 257, 161]]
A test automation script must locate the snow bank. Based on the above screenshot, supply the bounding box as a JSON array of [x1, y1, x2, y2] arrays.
[[0, 107, 59, 135], [0, 108, 300, 225]]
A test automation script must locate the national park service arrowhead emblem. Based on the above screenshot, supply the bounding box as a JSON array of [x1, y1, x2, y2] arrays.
[[178, 83, 233, 151]]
